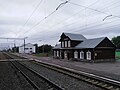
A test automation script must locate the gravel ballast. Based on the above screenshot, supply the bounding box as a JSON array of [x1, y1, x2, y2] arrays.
[[21, 61, 104, 90], [0, 61, 33, 90]]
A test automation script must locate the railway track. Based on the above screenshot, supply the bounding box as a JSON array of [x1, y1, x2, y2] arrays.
[[2, 52, 64, 90], [10, 60, 64, 90], [3, 52, 120, 90], [30, 60, 120, 90], [10, 61, 64, 90]]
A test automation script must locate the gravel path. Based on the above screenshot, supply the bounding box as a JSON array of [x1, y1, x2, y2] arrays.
[[21, 61, 104, 90], [0, 61, 33, 90]]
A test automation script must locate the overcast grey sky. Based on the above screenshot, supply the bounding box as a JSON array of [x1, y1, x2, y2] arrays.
[[0, 0, 120, 48]]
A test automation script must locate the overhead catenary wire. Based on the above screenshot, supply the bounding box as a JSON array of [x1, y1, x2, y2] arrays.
[[48, 0, 120, 31], [26, 0, 120, 37], [23, 0, 99, 37], [16, 0, 43, 37], [68, 1, 120, 19], [31, 0, 120, 40], [50, 1, 120, 33], [40, 15, 120, 41], [39, 20, 120, 41], [64, 17, 120, 33], [23, 0, 43, 27], [20, 2, 119, 38], [56, 0, 70, 10], [103, 15, 112, 21], [20, 0, 120, 43], [18, 0, 70, 37]]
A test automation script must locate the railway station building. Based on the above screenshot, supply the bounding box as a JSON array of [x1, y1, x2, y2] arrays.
[[53, 33, 116, 62]]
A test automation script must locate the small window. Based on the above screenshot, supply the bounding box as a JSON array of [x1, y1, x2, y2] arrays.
[[74, 51, 78, 58], [57, 51, 59, 57], [80, 51, 84, 59], [68, 41, 71, 47], [25, 48, 28, 50], [54, 51, 56, 57], [95, 53, 97, 56], [30, 48, 32, 49], [87, 51, 91, 60], [65, 41, 67, 47], [62, 41, 64, 47], [64, 51, 67, 58], [60, 51, 61, 58]]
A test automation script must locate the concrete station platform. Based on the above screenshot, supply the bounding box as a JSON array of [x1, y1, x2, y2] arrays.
[[15, 53, 120, 76]]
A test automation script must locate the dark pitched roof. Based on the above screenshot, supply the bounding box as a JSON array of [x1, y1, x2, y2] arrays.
[[64, 33, 86, 41], [75, 37, 106, 48]]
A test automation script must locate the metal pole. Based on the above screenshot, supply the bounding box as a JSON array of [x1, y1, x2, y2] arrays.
[[24, 38, 25, 53], [14, 40, 16, 52], [23, 37, 28, 54]]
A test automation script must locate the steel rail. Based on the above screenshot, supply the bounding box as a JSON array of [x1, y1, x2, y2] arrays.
[[10, 61, 40, 90], [15, 61, 64, 90], [3, 52, 64, 90], [32, 60, 120, 90], [3, 52, 120, 90]]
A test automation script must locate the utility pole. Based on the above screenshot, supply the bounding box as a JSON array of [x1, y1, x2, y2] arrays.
[[0, 37, 28, 53], [14, 40, 16, 52], [23, 37, 28, 54]]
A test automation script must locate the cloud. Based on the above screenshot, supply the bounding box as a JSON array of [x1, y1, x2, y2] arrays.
[[0, 0, 120, 48]]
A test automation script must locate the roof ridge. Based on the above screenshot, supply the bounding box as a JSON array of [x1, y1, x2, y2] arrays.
[[85, 37, 106, 40], [63, 32, 87, 41], [64, 32, 83, 35], [75, 37, 106, 48]]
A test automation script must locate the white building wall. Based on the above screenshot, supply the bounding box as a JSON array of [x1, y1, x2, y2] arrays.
[[19, 43, 36, 54], [19, 47, 24, 53]]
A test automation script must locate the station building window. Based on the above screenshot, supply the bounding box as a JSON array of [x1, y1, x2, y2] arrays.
[[54, 51, 56, 57], [87, 51, 91, 60], [80, 51, 84, 59], [65, 41, 67, 47], [64, 51, 67, 58], [60, 51, 61, 58], [57, 51, 59, 57], [68, 41, 71, 47], [74, 51, 78, 58], [62, 41, 64, 47]]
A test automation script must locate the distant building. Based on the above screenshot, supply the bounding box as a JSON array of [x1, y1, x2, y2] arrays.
[[53, 33, 116, 62], [19, 43, 36, 54]]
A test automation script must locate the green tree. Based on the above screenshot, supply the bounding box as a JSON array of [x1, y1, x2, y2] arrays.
[[38, 44, 53, 53], [34, 44, 38, 53], [112, 36, 120, 49]]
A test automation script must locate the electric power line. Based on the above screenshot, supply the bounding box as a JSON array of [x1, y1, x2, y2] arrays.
[[18, 0, 70, 37], [69, 1, 120, 19], [23, 0, 43, 27], [23, 0, 99, 37], [16, 0, 43, 37]]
